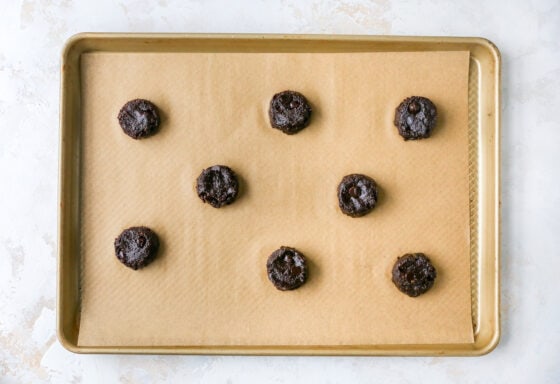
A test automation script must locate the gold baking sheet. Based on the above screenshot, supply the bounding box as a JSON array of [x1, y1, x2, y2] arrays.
[[58, 34, 500, 356]]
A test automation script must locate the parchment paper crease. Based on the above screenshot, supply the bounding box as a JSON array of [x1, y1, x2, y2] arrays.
[[77, 51, 473, 346]]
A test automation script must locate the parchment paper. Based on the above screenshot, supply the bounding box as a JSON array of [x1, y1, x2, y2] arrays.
[[77, 50, 473, 346]]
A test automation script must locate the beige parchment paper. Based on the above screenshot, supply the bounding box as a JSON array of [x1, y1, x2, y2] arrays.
[[77, 50, 473, 346]]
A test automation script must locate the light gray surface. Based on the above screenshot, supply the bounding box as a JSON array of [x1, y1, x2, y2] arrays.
[[1, 0, 559, 382]]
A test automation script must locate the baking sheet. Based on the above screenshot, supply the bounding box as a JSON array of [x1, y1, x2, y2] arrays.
[[77, 50, 473, 347]]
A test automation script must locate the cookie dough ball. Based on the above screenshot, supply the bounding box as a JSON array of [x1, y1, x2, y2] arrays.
[[267, 246, 308, 291], [114, 226, 160, 270], [118, 99, 161, 139], [337, 174, 378, 217], [393, 96, 437, 140], [268, 90, 312, 135], [196, 165, 239, 208], [391, 253, 437, 297]]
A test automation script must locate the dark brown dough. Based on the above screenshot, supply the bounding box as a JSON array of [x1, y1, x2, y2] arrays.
[[266, 246, 308, 291], [337, 174, 378, 217], [268, 90, 312, 135], [196, 165, 239, 208], [114, 226, 159, 270], [118, 99, 160, 139], [393, 96, 437, 140], [391, 253, 437, 297]]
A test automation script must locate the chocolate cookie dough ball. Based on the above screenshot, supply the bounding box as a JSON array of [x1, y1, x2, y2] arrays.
[[114, 226, 160, 270], [393, 96, 437, 140], [196, 165, 239, 208], [118, 99, 161, 139], [391, 253, 437, 297], [337, 174, 379, 217], [267, 246, 308, 291], [268, 90, 312, 135]]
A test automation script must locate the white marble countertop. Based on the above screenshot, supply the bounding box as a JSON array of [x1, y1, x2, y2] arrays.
[[1, 0, 559, 382]]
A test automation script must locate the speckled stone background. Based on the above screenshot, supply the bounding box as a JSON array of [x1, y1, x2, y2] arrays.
[[1, 0, 559, 383]]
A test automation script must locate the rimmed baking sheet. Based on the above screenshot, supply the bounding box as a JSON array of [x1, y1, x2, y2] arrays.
[[58, 34, 500, 356]]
